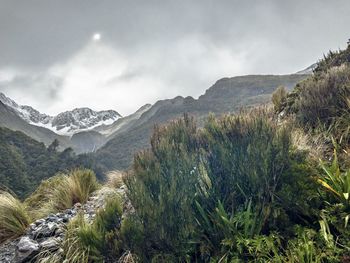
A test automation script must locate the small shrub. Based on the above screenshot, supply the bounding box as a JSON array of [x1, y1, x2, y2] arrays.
[[106, 171, 125, 189], [57, 195, 123, 263], [0, 191, 30, 243], [318, 150, 350, 210], [284, 227, 340, 263], [284, 64, 350, 147], [272, 86, 288, 113], [117, 251, 138, 263], [120, 215, 145, 260]]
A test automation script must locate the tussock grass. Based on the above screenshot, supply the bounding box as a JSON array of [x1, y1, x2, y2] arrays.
[[291, 127, 326, 162], [63, 213, 99, 263], [106, 170, 125, 189], [0, 191, 30, 243], [55, 196, 122, 262], [25, 169, 99, 217], [49, 169, 99, 212], [118, 251, 138, 263]]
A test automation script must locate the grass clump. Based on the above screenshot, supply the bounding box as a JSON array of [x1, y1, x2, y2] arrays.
[[0, 191, 30, 243], [46, 195, 123, 263], [25, 168, 99, 217], [106, 170, 125, 189], [48, 168, 99, 212]]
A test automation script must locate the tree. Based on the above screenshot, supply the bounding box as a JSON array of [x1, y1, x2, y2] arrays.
[[48, 139, 60, 152]]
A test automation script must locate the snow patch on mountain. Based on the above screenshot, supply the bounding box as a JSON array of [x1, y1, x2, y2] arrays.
[[0, 92, 121, 136]]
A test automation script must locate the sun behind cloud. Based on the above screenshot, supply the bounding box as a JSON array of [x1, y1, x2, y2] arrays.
[[92, 33, 101, 41]]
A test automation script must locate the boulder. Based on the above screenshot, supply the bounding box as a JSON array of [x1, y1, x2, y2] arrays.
[[15, 237, 39, 262]]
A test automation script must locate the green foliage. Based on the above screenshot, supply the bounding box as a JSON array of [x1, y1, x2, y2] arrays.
[[192, 111, 318, 260], [124, 115, 200, 261], [42, 195, 123, 263], [0, 191, 30, 243], [119, 215, 145, 259], [283, 226, 340, 263], [319, 203, 350, 251], [318, 150, 350, 209], [0, 127, 102, 199], [122, 111, 320, 261]]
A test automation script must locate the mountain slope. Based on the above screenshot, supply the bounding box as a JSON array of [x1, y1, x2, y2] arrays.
[[0, 101, 72, 149], [0, 126, 83, 198], [95, 74, 309, 170]]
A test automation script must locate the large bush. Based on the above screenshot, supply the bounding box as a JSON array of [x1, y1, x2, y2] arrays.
[[124, 112, 317, 261], [124, 115, 200, 261], [292, 65, 350, 133], [193, 110, 318, 260]]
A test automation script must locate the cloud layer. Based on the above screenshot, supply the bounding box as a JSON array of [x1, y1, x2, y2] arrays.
[[0, 0, 349, 115]]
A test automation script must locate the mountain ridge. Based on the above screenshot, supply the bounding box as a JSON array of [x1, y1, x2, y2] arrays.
[[0, 92, 122, 136], [94, 73, 309, 170]]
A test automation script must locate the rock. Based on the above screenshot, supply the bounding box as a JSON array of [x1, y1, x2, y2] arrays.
[[40, 237, 60, 251], [0, 239, 17, 263], [55, 228, 64, 235], [15, 237, 39, 262], [34, 218, 45, 226], [32, 222, 60, 238]]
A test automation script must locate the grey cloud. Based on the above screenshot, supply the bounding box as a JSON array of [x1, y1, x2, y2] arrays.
[[0, 0, 349, 115], [0, 72, 63, 108], [1, 0, 349, 69]]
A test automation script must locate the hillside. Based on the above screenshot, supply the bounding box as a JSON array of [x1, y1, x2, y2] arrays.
[[95, 74, 308, 170], [0, 126, 100, 198]]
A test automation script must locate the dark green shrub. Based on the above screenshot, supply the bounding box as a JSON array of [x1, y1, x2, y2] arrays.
[[123, 111, 318, 261], [193, 110, 318, 260], [124, 115, 200, 261], [120, 215, 145, 259]]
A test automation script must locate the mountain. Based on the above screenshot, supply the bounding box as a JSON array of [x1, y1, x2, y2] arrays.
[[0, 92, 121, 136], [0, 100, 72, 149], [95, 74, 309, 171], [296, 63, 317, 75]]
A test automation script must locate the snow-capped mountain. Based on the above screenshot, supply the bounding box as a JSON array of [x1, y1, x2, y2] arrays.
[[0, 92, 121, 136]]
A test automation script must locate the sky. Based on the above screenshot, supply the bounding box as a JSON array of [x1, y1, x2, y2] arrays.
[[0, 0, 349, 116]]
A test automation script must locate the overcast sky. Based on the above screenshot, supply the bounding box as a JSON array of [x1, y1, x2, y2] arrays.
[[0, 0, 349, 116]]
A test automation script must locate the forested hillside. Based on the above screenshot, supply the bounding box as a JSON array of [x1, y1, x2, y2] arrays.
[[0, 127, 101, 198]]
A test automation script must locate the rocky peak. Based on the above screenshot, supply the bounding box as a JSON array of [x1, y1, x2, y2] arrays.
[[0, 92, 122, 136]]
